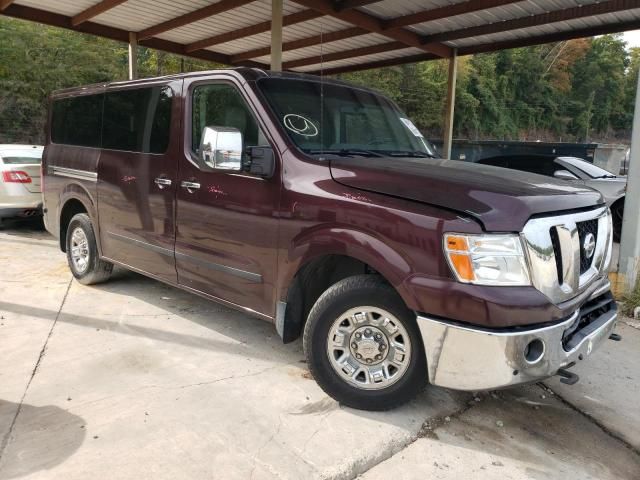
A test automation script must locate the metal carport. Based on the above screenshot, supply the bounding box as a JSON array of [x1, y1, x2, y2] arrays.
[[1, 0, 640, 291]]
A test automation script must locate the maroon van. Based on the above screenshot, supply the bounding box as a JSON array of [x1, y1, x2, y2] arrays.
[[42, 69, 618, 410]]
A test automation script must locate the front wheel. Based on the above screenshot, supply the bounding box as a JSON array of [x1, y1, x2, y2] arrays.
[[303, 275, 427, 411], [66, 213, 113, 285]]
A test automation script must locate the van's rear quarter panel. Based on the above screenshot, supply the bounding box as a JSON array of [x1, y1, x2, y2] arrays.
[[42, 144, 100, 239]]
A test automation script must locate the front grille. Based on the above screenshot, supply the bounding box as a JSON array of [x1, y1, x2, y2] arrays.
[[549, 227, 563, 284], [577, 219, 598, 274], [522, 206, 610, 304]]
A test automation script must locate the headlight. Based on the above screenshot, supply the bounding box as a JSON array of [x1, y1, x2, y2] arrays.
[[444, 233, 531, 286]]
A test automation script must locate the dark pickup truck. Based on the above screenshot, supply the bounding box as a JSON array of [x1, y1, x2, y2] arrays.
[[42, 68, 618, 410]]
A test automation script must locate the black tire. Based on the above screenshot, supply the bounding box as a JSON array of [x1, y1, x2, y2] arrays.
[[65, 213, 113, 285], [612, 201, 624, 243], [303, 275, 427, 411]]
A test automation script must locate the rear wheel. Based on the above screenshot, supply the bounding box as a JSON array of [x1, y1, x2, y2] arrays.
[[66, 213, 113, 285], [612, 201, 624, 242], [303, 275, 427, 411]]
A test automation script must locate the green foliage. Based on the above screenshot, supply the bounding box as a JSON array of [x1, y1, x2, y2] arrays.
[[620, 280, 640, 317], [0, 15, 637, 145], [342, 34, 636, 143], [0, 17, 219, 144]]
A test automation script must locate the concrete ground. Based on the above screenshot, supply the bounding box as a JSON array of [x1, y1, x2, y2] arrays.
[[0, 220, 638, 480]]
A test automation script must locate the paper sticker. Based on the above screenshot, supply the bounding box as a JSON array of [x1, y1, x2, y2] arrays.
[[400, 117, 424, 138]]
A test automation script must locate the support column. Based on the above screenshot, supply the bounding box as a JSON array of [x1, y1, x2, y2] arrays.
[[270, 0, 283, 71], [443, 48, 458, 160], [128, 31, 138, 80], [617, 66, 640, 294]]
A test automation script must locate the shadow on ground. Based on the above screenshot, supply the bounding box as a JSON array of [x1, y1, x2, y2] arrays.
[[0, 400, 86, 479]]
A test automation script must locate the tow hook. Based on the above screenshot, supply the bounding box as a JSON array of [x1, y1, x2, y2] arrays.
[[609, 333, 622, 341], [556, 363, 580, 385]]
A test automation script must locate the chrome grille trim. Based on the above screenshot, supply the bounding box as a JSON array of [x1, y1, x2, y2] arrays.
[[521, 206, 612, 304]]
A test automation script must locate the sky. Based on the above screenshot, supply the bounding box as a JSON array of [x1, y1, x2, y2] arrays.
[[623, 30, 640, 49]]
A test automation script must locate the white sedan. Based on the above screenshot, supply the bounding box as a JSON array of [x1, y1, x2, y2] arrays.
[[0, 144, 44, 225]]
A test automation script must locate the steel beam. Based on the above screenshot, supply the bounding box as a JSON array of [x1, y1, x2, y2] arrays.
[[185, 9, 322, 53], [284, 41, 406, 69], [334, 0, 383, 11], [291, 0, 452, 57], [231, 26, 366, 63], [384, 0, 523, 30], [138, 0, 254, 41], [618, 66, 640, 293], [315, 18, 640, 75], [0, 0, 15, 11], [72, 0, 129, 26], [0, 3, 269, 69], [128, 31, 138, 79], [271, 0, 283, 71], [422, 0, 640, 44], [443, 49, 458, 160]]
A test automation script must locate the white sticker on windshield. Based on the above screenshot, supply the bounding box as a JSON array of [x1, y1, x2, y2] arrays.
[[400, 117, 424, 138], [283, 114, 319, 137]]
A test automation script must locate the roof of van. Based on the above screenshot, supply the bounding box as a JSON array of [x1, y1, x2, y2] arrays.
[[50, 67, 377, 98]]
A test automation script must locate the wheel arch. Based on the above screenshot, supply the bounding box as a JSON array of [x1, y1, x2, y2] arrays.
[[277, 227, 413, 343], [58, 188, 96, 253]]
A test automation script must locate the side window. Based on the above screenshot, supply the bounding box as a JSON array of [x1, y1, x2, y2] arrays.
[[51, 94, 103, 147], [191, 83, 267, 156], [102, 86, 172, 154]]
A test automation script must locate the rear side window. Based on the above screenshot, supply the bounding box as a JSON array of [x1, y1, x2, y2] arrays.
[[51, 94, 103, 147], [102, 86, 173, 154]]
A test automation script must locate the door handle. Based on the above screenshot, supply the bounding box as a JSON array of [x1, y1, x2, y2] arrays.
[[154, 177, 172, 189], [180, 180, 201, 193]]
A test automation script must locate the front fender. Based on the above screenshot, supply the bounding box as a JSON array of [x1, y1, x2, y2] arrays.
[[280, 224, 414, 306]]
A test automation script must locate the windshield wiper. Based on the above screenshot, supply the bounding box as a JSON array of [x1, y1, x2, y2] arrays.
[[595, 174, 617, 179], [384, 150, 436, 158], [307, 148, 385, 158]]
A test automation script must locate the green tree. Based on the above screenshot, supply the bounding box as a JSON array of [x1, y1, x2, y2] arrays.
[[569, 35, 628, 140]]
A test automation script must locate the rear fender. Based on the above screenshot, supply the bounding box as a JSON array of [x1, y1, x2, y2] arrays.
[[58, 183, 101, 253]]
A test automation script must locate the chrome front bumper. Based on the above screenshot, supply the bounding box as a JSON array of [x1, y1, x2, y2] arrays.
[[417, 292, 618, 391]]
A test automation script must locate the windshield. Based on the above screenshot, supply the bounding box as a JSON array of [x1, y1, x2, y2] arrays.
[[0, 147, 43, 165], [256, 78, 435, 158], [559, 157, 615, 178]]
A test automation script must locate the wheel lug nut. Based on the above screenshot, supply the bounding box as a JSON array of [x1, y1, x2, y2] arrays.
[[379, 344, 386, 350], [356, 353, 362, 359], [355, 333, 362, 339], [375, 354, 381, 360], [366, 358, 372, 363], [374, 333, 382, 340], [351, 342, 358, 349], [364, 329, 371, 336]]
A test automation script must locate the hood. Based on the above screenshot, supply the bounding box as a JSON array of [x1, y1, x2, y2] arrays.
[[330, 157, 604, 231]]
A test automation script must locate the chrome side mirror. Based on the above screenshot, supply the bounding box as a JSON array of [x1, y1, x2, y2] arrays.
[[553, 169, 578, 180], [199, 126, 243, 171]]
